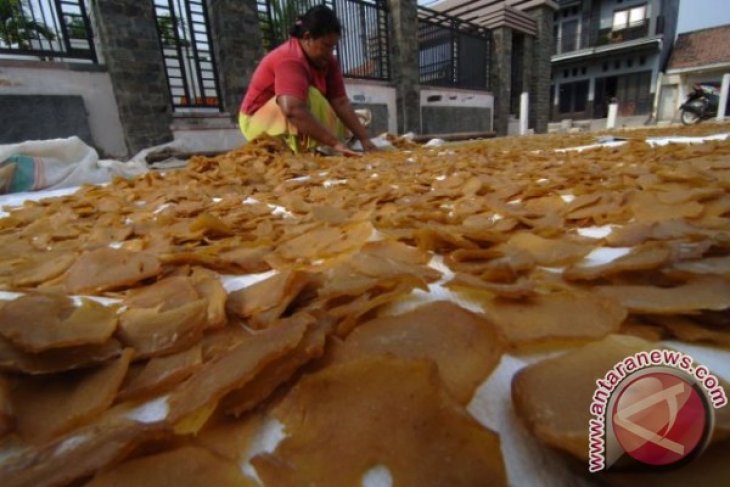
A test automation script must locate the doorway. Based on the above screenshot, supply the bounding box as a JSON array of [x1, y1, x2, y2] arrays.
[[594, 76, 618, 118]]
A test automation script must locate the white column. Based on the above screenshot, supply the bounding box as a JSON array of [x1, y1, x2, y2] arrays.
[[678, 77, 687, 107], [607, 102, 619, 129], [519, 92, 529, 135], [651, 71, 664, 122], [717, 73, 730, 121]]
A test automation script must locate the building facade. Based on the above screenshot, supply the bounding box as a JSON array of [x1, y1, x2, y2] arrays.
[[430, 0, 558, 135], [658, 24, 730, 122], [550, 0, 679, 121]]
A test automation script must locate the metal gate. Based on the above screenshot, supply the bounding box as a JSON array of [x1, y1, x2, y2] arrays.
[[257, 0, 390, 81], [154, 0, 222, 111], [418, 6, 491, 91]]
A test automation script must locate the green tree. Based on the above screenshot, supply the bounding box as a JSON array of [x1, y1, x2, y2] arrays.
[[0, 0, 55, 49], [157, 14, 190, 48], [64, 15, 86, 40]]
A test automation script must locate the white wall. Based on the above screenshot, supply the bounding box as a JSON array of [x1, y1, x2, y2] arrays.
[[344, 80, 397, 134], [658, 83, 678, 121], [0, 60, 127, 158], [419, 87, 494, 110], [420, 87, 494, 131], [171, 114, 245, 153]]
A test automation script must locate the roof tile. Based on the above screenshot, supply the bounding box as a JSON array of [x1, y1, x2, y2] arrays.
[[668, 24, 730, 70]]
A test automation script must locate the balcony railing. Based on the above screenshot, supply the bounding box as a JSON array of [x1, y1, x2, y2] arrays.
[[553, 17, 662, 56]]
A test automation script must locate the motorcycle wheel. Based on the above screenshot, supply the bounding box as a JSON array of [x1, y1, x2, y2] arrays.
[[681, 109, 701, 125]]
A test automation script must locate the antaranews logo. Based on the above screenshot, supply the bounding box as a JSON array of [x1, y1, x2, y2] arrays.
[[588, 349, 727, 472]]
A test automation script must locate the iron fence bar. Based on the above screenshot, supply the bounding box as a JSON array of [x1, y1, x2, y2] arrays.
[[167, 0, 192, 107], [382, 0, 390, 79], [376, 0, 384, 79], [417, 4, 490, 90], [257, 0, 389, 81], [450, 18, 456, 85], [29, 0, 52, 52], [53, 0, 72, 54], [153, 2, 181, 109], [358, 1, 366, 70], [263, 0, 274, 48], [198, 0, 222, 110], [76, 0, 97, 62], [24, 0, 44, 51], [181, 0, 207, 107]]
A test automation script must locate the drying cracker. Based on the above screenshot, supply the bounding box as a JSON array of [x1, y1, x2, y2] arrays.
[[118, 299, 208, 358], [13, 349, 133, 443], [253, 357, 506, 486], [512, 335, 652, 460], [118, 345, 203, 401], [167, 318, 307, 432], [328, 301, 505, 403], [86, 446, 255, 487], [481, 290, 627, 347], [65, 248, 161, 293], [0, 295, 116, 352], [0, 336, 123, 375], [222, 313, 331, 416], [596, 277, 730, 313]]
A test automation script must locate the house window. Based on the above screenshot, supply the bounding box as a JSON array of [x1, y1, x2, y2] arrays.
[[561, 19, 580, 52], [613, 5, 646, 30]]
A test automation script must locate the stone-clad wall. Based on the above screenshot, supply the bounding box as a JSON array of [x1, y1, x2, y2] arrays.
[[207, 0, 263, 120], [387, 0, 421, 134], [491, 27, 513, 136], [527, 5, 554, 134], [92, 0, 173, 155]]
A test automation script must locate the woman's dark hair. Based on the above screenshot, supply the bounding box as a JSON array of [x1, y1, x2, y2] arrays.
[[290, 5, 341, 39]]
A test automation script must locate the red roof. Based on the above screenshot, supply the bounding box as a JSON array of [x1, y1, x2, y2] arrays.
[[668, 24, 730, 70]]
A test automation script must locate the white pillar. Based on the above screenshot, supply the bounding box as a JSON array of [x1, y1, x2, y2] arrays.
[[678, 77, 687, 108], [651, 71, 664, 122], [607, 102, 619, 129], [717, 73, 730, 121], [519, 92, 529, 135]]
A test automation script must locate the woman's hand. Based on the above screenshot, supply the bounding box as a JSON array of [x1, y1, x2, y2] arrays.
[[360, 138, 378, 152], [332, 142, 362, 157]]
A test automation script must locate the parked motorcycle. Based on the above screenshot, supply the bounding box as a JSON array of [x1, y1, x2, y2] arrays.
[[679, 83, 719, 125]]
